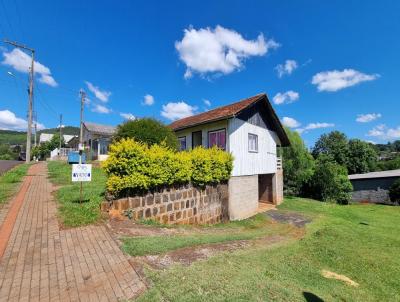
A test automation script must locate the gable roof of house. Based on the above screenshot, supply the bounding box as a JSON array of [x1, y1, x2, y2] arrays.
[[83, 122, 116, 135], [169, 93, 290, 146], [349, 169, 400, 180]]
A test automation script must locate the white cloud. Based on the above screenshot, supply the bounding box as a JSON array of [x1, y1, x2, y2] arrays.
[[120, 112, 136, 120], [85, 81, 111, 102], [142, 94, 154, 106], [296, 122, 335, 134], [282, 117, 301, 128], [356, 113, 382, 123], [2, 48, 58, 87], [91, 104, 111, 114], [175, 25, 279, 78], [203, 99, 211, 107], [273, 91, 299, 105], [0, 109, 45, 130], [367, 124, 400, 141], [161, 101, 197, 121], [312, 69, 379, 92], [275, 59, 298, 78]]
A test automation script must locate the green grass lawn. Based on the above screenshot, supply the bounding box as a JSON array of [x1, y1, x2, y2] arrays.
[[0, 163, 29, 204], [135, 197, 400, 302], [47, 161, 107, 227]]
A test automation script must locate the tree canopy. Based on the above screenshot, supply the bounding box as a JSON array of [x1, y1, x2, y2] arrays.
[[312, 131, 349, 166], [347, 139, 378, 174], [114, 118, 178, 150]]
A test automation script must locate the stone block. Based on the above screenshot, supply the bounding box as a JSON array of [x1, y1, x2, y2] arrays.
[[167, 203, 172, 212], [129, 197, 140, 208]]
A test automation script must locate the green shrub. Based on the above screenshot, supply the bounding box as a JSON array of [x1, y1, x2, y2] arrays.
[[307, 155, 353, 204], [102, 138, 233, 195], [389, 179, 400, 203], [114, 118, 178, 150]]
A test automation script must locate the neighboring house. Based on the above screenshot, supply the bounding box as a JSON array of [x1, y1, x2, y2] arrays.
[[39, 133, 77, 146], [82, 122, 116, 161], [170, 93, 290, 220], [349, 169, 400, 204]]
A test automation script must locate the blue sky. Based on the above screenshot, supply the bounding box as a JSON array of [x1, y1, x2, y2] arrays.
[[0, 0, 399, 146]]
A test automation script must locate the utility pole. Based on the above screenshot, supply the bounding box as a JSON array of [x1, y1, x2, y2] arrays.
[[34, 112, 37, 147], [79, 90, 85, 146], [59, 114, 63, 151], [4, 40, 35, 163]]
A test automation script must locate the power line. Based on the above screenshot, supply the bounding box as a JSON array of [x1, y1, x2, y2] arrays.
[[0, 0, 18, 40]]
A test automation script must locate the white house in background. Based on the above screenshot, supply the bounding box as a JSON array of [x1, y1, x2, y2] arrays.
[[82, 122, 116, 161], [39, 133, 76, 145], [170, 93, 290, 220]]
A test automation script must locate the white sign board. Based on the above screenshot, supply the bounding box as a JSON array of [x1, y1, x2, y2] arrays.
[[72, 164, 92, 182]]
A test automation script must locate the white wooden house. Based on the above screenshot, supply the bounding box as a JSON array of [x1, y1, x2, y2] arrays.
[[170, 93, 290, 220]]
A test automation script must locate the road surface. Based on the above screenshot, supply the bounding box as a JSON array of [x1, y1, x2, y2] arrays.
[[0, 160, 21, 175]]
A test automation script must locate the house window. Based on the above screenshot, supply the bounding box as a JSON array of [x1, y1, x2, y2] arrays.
[[248, 133, 258, 152], [192, 131, 202, 148], [208, 129, 226, 150], [178, 136, 186, 151]]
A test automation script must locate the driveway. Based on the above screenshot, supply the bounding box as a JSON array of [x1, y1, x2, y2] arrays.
[[0, 160, 21, 175]]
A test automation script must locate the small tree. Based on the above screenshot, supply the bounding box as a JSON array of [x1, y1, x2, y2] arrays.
[[281, 127, 315, 195], [308, 155, 353, 204], [389, 179, 400, 203], [114, 118, 178, 150]]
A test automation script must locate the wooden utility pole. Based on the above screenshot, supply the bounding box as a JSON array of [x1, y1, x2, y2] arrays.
[[79, 90, 85, 146], [4, 40, 35, 163], [34, 112, 37, 147], [59, 114, 63, 151]]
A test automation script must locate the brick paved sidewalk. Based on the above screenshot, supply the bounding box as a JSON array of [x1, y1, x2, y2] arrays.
[[0, 163, 146, 302]]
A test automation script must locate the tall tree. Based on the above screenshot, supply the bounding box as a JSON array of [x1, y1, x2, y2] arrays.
[[281, 127, 315, 195], [312, 131, 349, 166], [347, 139, 378, 174]]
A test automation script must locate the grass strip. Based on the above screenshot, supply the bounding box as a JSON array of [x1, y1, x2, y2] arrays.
[[47, 161, 107, 227], [0, 163, 29, 204]]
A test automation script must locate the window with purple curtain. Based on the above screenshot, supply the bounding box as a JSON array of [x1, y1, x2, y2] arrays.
[[208, 129, 226, 150]]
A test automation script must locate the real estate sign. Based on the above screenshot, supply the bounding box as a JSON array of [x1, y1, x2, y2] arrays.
[[72, 164, 92, 182]]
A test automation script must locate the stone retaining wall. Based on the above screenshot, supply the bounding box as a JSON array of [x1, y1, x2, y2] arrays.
[[102, 183, 229, 225]]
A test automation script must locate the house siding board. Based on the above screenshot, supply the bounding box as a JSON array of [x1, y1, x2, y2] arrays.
[[174, 120, 229, 151], [228, 117, 278, 177]]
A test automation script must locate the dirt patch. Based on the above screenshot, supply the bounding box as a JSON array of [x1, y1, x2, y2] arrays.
[[321, 270, 359, 287], [131, 235, 287, 271], [266, 210, 312, 227], [107, 218, 184, 237]]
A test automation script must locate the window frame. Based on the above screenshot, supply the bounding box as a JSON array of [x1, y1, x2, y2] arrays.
[[248, 133, 258, 153], [178, 136, 187, 151], [207, 128, 227, 150]]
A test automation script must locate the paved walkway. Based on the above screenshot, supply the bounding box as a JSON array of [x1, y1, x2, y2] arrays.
[[0, 163, 146, 301]]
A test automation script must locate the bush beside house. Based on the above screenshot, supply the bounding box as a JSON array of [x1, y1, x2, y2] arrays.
[[102, 138, 233, 196]]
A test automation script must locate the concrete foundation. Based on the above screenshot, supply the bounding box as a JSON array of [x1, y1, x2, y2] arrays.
[[228, 175, 258, 220]]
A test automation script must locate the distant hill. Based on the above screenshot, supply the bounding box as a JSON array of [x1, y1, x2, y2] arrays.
[[0, 126, 80, 145]]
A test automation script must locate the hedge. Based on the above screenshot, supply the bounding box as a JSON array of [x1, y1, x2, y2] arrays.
[[102, 138, 233, 195]]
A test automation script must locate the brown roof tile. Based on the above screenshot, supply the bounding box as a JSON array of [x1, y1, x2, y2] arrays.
[[170, 93, 264, 131]]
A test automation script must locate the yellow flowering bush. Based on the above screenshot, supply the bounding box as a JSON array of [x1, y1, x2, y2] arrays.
[[102, 138, 233, 195]]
